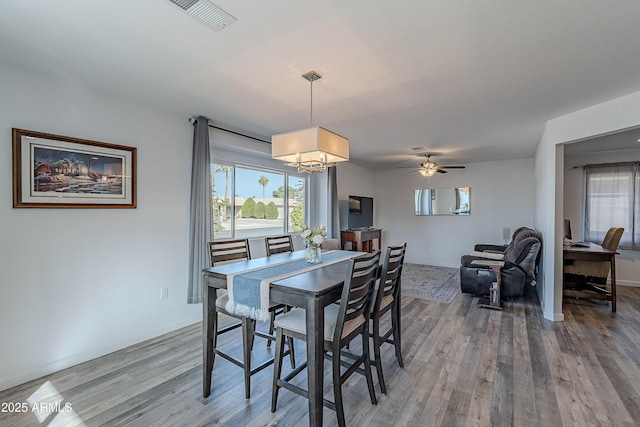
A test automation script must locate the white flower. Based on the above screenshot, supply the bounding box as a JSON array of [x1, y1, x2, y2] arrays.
[[311, 234, 325, 245], [301, 224, 327, 246]]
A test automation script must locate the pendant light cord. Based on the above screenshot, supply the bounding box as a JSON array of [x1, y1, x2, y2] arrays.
[[309, 78, 314, 126]]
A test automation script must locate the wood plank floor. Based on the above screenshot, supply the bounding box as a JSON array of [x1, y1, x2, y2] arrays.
[[2, 285, 640, 427]]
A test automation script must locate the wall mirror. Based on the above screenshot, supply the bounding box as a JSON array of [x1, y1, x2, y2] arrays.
[[414, 187, 470, 216]]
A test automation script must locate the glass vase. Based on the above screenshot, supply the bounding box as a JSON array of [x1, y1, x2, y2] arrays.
[[306, 245, 321, 264]]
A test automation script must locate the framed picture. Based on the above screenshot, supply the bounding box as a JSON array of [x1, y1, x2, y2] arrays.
[[12, 128, 137, 208]]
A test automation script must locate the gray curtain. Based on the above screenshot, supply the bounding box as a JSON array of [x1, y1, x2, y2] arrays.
[[327, 166, 340, 239], [187, 116, 212, 304]]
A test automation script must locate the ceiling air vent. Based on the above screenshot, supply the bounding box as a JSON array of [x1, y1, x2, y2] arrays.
[[167, 0, 236, 32]]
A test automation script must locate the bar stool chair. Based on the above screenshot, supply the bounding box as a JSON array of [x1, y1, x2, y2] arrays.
[[208, 239, 295, 399], [271, 251, 381, 427], [370, 243, 407, 394], [263, 234, 295, 345], [265, 235, 294, 256]]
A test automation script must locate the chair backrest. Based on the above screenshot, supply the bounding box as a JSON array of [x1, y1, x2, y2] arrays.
[[502, 227, 535, 253], [602, 227, 624, 251], [334, 251, 381, 344], [320, 238, 340, 250], [265, 235, 294, 256], [504, 236, 541, 274], [208, 239, 251, 266], [569, 227, 624, 279], [373, 243, 407, 314]]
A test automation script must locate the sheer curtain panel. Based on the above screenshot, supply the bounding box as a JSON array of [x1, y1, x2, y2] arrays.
[[187, 116, 212, 303], [584, 162, 638, 250]]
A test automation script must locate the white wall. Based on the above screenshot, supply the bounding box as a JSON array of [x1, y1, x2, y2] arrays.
[[539, 89, 640, 321], [564, 148, 640, 287], [374, 158, 535, 267], [0, 62, 201, 391]]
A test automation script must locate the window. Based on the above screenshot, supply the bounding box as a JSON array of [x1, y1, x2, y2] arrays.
[[212, 162, 307, 239], [584, 162, 639, 250]]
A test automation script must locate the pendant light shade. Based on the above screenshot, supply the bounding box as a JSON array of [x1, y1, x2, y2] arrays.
[[272, 126, 349, 173], [271, 71, 349, 173]]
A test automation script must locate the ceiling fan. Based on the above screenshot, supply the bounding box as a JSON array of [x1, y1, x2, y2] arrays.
[[410, 154, 466, 177]]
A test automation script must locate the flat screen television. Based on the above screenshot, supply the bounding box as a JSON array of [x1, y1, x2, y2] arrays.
[[348, 195, 374, 229]]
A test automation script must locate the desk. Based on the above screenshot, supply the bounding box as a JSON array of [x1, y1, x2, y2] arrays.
[[563, 243, 618, 312], [202, 250, 361, 427], [341, 228, 382, 252]]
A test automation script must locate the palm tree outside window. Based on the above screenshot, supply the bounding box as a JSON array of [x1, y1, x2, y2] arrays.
[[212, 163, 307, 239]]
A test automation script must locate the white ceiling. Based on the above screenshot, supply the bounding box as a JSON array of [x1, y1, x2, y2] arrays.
[[3, 0, 640, 169]]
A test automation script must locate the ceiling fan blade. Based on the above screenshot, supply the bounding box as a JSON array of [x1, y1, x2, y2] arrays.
[[436, 169, 448, 173], [438, 165, 466, 169]]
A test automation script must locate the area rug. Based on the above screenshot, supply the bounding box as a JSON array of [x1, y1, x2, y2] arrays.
[[401, 263, 460, 303]]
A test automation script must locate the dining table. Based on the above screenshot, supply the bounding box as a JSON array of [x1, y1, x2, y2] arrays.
[[202, 249, 363, 426]]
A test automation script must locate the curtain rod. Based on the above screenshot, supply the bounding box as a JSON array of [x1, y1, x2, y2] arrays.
[[209, 124, 271, 145], [188, 117, 271, 145], [572, 161, 640, 169]]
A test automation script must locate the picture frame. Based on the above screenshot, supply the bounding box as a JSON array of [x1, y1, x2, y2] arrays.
[[12, 128, 137, 208]]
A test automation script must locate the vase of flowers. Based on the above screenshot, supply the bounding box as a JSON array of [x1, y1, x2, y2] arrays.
[[301, 224, 326, 264]]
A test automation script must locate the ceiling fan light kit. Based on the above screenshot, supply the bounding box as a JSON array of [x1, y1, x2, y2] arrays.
[[412, 153, 465, 177], [418, 166, 437, 177], [271, 71, 349, 173]]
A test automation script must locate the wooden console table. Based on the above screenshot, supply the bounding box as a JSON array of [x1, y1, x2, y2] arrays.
[[341, 228, 382, 253]]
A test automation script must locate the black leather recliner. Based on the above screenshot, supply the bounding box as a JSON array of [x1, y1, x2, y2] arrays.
[[473, 226, 540, 255], [460, 236, 542, 298], [468, 227, 542, 284]]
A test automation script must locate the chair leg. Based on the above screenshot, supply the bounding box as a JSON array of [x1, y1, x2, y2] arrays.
[[271, 328, 286, 413], [241, 317, 253, 399], [372, 315, 386, 394], [391, 303, 403, 368], [287, 336, 296, 369], [267, 311, 276, 347], [212, 311, 218, 366], [332, 346, 347, 427], [362, 330, 378, 405]]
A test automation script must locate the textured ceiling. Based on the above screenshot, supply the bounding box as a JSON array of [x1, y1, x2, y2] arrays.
[[2, 0, 640, 168]]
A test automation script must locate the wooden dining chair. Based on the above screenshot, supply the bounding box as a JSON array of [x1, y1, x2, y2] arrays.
[[208, 239, 295, 399], [370, 243, 407, 394], [265, 235, 294, 256], [208, 239, 251, 336], [271, 251, 380, 427], [263, 234, 296, 346]]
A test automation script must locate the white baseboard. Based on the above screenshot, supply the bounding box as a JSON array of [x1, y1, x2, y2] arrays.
[[618, 280, 640, 287], [0, 316, 201, 392]]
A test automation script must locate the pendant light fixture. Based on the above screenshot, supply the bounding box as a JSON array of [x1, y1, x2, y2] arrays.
[[271, 71, 349, 173]]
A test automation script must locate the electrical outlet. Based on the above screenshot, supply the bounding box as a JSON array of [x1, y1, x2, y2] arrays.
[[160, 287, 168, 299]]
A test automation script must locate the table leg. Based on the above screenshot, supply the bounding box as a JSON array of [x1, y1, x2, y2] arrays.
[[203, 283, 217, 397], [306, 296, 324, 426]]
